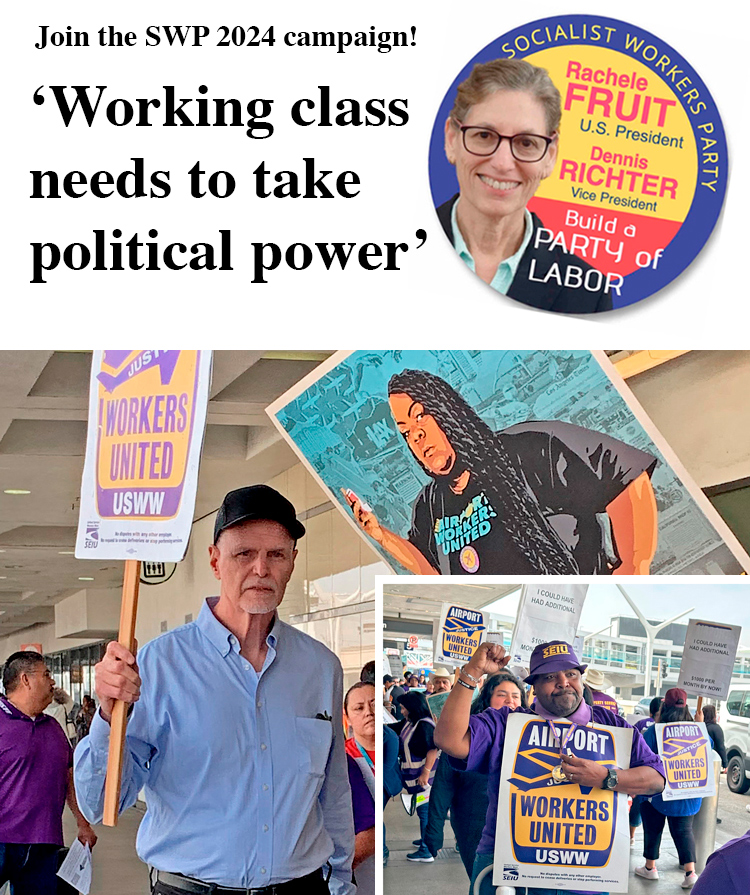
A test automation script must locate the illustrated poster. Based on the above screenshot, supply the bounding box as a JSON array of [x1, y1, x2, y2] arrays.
[[266, 350, 749, 576]]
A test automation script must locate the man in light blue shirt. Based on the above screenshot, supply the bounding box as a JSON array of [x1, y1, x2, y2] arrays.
[[75, 485, 355, 895]]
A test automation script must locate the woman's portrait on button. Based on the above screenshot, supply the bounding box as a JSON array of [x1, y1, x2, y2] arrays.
[[437, 59, 615, 314]]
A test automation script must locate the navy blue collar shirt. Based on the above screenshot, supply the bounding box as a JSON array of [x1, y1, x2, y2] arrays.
[[74, 597, 355, 892]]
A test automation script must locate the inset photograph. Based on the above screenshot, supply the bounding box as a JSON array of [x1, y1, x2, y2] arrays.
[[382, 578, 750, 893]]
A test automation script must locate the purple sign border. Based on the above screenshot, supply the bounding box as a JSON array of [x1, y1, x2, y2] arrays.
[[94, 351, 202, 521]]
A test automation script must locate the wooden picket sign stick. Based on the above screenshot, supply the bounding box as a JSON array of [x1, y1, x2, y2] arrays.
[[696, 695, 703, 718], [103, 559, 141, 827]]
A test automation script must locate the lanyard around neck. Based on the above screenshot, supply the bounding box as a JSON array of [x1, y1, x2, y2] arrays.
[[546, 719, 578, 760], [356, 740, 374, 772]]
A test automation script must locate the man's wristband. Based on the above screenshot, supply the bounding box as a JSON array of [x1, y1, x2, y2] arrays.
[[459, 665, 481, 685], [456, 678, 476, 691]]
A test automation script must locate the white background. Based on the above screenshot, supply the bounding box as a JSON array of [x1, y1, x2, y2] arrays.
[[6, 1, 745, 346]]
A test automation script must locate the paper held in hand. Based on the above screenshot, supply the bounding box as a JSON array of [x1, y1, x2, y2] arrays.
[[75, 350, 212, 562], [74, 351, 212, 827], [656, 721, 716, 802], [57, 840, 93, 895], [434, 601, 488, 667], [510, 584, 588, 668]]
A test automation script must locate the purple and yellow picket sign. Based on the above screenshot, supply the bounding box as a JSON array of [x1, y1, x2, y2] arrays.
[[435, 602, 487, 666], [95, 350, 199, 519], [76, 350, 212, 562], [495, 714, 632, 891], [76, 350, 212, 826], [429, 15, 727, 312], [656, 721, 716, 801]]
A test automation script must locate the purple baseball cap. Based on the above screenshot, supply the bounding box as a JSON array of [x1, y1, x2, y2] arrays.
[[524, 641, 588, 684]]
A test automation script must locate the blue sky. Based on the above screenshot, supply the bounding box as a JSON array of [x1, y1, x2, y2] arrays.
[[483, 582, 750, 647]]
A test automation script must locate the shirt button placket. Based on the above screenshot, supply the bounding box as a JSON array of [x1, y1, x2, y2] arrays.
[[256, 684, 272, 881], [242, 658, 262, 885]]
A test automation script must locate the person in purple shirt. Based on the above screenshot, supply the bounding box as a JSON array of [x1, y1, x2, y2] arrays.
[[0, 651, 96, 895], [435, 640, 666, 895], [692, 828, 750, 895], [634, 697, 662, 735]]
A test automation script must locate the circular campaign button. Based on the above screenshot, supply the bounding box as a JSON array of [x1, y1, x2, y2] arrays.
[[459, 545, 480, 573], [429, 15, 727, 313]]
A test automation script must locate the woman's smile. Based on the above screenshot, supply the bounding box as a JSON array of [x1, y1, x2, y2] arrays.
[[478, 174, 523, 193]]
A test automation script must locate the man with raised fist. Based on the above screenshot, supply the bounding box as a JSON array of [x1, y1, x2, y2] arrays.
[[435, 640, 666, 895]]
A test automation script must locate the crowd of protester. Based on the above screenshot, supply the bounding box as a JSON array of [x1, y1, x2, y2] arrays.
[[383, 644, 745, 894], [0, 630, 742, 895]]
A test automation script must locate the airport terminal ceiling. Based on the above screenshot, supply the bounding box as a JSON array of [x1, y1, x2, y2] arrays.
[[0, 349, 746, 642], [0, 350, 332, 640]]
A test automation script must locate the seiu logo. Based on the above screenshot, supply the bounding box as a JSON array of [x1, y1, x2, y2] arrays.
[[543, 644, 569, 658]]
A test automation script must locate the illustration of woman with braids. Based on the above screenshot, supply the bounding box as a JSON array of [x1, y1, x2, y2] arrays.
[[342, 369, 658, 575]]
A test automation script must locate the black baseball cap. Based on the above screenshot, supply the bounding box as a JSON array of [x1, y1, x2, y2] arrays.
[[213, 485, 306, 544]]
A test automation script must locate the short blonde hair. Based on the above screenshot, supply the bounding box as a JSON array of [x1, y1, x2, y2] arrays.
[[450, 58, 561, 135]]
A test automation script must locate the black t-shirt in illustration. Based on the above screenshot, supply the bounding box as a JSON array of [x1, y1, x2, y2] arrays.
[[407, 421, 657, 575]]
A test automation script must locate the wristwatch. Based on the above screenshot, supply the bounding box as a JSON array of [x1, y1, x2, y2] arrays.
[[601, 768, 618, 791]]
